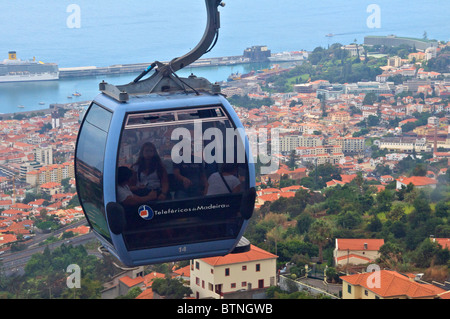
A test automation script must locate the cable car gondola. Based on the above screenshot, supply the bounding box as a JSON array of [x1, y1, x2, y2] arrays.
[[74, 0, 256, 267]]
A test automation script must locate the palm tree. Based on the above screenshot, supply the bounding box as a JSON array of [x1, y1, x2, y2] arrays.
[[308, 219, 332, 263], [266, 226, 284, 256]]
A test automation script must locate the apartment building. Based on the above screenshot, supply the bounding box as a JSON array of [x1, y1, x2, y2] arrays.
[[26, 162, 74, 187], [34, 146, 53, 165], [279, 134, 300, 154], [279, 133, 324, 154], [190, 245, 277, 299], [378, 137, 431, 153], [329, 136, 365, 154]]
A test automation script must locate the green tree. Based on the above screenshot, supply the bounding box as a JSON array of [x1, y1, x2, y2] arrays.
[[308, 219, 332, 263], [412, 239, 440, 268], [151, 277, 192, 299], [378, 242, 404, 269]]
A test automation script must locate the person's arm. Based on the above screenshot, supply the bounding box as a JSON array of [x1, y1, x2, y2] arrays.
[[158, 168, 170, 200], [122, 190, 157, 206], [174, 167, 191, 189]]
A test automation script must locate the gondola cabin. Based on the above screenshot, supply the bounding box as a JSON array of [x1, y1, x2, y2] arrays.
[[75, 88, 256, 266]]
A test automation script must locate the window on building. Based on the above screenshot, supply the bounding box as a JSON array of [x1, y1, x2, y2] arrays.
[[225, 268, 230, 276], [231, 283, 236, 288], [242, 282, 247, 287], [256, 264, 261, 272], [196, 261, 200, 270], [347, 284, 352, 294], [242, 265, 247, 271]]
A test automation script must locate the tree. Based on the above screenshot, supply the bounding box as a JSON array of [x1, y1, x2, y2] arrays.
[[388, 203, 406, 222], [435, 201, 449, 218], [337, 210, 362, 229], [151, 277, 192, 299], [412, 164, 427, 176], [288, 150, 296, 170], [367, 115, 380, 127], [378, 242, 404, 269], [266, 226, 284, 256], [308, 219, 332, 263], [412, 238, 440, 268], [363, 93, 377, 106], [376, 189, 394, 212], [409, 191, 432, 227]]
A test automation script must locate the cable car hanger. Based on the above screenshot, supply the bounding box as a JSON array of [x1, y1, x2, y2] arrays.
[[100, 0, 226, 102]]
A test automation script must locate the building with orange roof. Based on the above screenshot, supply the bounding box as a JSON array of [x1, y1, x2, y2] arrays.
[[0, 200, 12, 210], [395, 175, 438, 190], [173, 265, 191, 281], [256, 193, 280, 205], [65, 225, 90, 236], [39, 182, 62, 195], [0, 234, 17, 247], [432, 238, 450, 250], [190, 245, 277, 299], [341, 270, 447, 299], [334, 238, 384, 267], [136, 288, 154, 299]]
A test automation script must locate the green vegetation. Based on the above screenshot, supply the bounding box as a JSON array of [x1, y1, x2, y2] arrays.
[[227, 94, 274, 109], [263, 43, 385, 92], [246, 163, 450, 281], [151, 277, 192, 299], [0, 244, 120, 299]]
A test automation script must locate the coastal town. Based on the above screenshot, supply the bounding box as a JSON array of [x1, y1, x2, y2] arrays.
[[0, 36, 449, 300]]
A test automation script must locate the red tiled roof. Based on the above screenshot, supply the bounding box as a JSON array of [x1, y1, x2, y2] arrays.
[[173, 265, 191, 278], [119, 276, 144, 287], [396, 176, 437, 186], [258, 193, 280, 202], [341, 270, 446, 298], [136, 288, 154, 299], [336, 239, 384, 251], [434, 238, 450, 250], [201, 245, 277, 266]]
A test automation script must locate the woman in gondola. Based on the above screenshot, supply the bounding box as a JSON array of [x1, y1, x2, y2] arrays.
[[132, 142, 170, 201]]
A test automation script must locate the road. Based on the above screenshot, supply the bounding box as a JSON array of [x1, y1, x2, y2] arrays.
[[1, 220, 98, 277]]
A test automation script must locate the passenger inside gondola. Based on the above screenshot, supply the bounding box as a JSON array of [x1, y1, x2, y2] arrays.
[[206, 163, 241, 195], [117, 166, 158, 206], [131, 142, 170, 201], [172, 139, 208, 199]]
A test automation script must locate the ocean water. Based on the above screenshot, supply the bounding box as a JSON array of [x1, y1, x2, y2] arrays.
[[0, 0, 449, 113]]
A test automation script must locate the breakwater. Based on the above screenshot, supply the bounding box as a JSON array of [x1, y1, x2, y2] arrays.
[[59, 55, 250, 79]]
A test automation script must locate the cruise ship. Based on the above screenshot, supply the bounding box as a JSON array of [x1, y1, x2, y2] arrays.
[[0, 51, 59, 83]]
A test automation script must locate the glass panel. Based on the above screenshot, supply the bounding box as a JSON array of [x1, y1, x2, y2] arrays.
[[84, 103, 112, 132], [116, 106, 249, 250], [75, 103, 112, 243], [126, 112, 175, 126]]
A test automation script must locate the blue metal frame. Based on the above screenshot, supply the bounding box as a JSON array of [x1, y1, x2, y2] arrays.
[[85, 92, 255, 267]]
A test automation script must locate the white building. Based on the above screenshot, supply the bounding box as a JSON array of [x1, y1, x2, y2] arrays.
[[190, 245, 278, 299]]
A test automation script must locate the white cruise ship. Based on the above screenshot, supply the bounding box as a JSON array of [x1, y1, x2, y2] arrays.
[[0, 51, 59, 83]]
